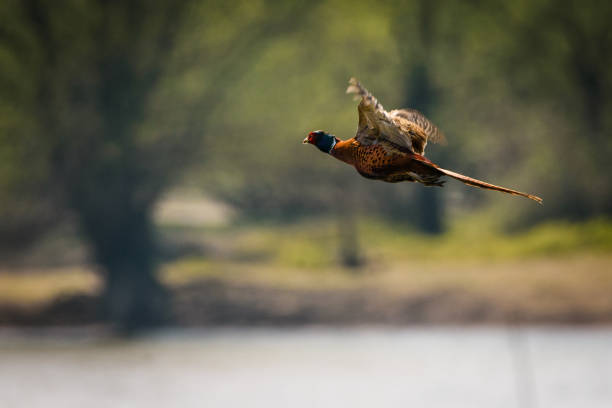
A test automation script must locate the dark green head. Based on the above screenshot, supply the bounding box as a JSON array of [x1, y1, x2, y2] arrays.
[[303, 130, 337, 153]]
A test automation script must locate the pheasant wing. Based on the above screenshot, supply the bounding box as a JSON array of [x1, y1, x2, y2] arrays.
[[390, 109, 447, 145], [354, 101, 377, 145], [346, 78, 416, 153]]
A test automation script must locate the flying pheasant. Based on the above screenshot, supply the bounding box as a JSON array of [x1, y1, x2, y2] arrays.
[[303, 78, 542, 204]]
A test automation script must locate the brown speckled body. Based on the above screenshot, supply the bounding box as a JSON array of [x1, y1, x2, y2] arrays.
[[331, 138, 444, 185]]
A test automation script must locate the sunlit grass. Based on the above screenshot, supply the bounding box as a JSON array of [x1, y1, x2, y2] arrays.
[[0, 266, 101, 306], [359, 216, 612, 261], [186, 216, 612, 268]]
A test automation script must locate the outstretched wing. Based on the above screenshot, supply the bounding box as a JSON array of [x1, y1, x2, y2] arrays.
[[346, 78, 429, 155], [390, 109, 447, 145], [346, 78, 385, 145]]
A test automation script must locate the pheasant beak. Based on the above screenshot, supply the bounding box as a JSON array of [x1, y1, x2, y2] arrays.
[[303, 132, 316, 144]]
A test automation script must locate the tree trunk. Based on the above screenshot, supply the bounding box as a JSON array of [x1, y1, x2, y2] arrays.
[[337, 209, 363, 268], [102, 258, 168, 333], [416, 187, 443, 234], [79, 205, 168, 332], [405, 64, 445, 234], [336, 187, 364, 269]]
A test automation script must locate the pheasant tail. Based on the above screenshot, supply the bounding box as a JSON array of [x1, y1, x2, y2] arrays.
[[437, 167, 543, 204]]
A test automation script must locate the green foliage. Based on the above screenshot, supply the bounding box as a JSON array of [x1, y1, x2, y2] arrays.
[[1, 0, 611, 247]]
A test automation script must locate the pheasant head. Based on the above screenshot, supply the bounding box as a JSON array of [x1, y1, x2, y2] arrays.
[[303, 130, 337, 153]]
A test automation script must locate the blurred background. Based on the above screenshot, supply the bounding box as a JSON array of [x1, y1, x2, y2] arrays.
[[1, 0, 611, 406]]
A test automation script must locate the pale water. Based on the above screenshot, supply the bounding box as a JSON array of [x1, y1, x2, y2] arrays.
[[1, 327, 611, 407]]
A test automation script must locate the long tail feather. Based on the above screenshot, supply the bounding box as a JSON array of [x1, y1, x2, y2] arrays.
[[437, 167, 543, 204]]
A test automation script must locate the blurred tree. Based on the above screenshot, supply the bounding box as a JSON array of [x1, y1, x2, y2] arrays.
[[0, 0, 203, 330], [391, 0, 445, 233], [501, 0, 612, 222], [0, 0, 314, 330], [187, 0, 401, 266], [193, 0, 404, 219]]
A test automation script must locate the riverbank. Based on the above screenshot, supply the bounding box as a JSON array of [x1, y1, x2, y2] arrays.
[[2, 253, 612, 327]]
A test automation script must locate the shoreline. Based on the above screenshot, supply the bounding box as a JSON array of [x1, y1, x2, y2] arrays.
[[2, 276, 612, 328]]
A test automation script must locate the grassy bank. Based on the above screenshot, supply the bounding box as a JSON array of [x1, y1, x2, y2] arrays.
[[1, 218, 611, 324]]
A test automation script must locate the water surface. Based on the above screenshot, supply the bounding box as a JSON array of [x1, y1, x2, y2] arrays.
[[1, 327, 611, 407]]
